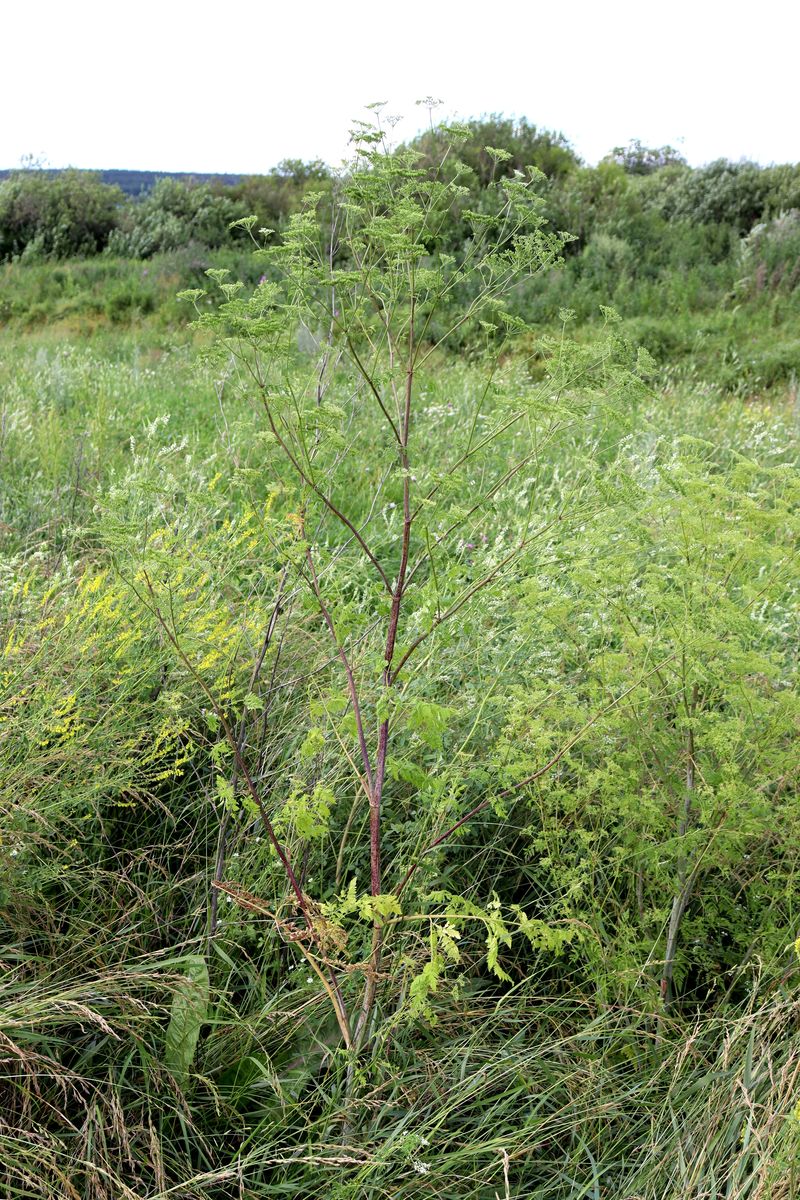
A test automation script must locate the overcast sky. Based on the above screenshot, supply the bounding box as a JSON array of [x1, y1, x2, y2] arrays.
[[2, 0, 798, 173]]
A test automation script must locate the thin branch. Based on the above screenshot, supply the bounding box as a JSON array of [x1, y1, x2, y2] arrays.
[[260, 388, 392, 592], [129, 569, 354, 1043], [391, 517, 562, 684]]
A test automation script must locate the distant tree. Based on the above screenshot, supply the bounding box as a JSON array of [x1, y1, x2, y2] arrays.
[[226, 160, 332, 228], [545, 160, 634, 247], [410, 115, 580, 186], [660, 160, 771, 231], [108, 177, 239, 258], [398, 115, 581, 257], [0, 168, 122, 261], [608, 139, 687, 175]]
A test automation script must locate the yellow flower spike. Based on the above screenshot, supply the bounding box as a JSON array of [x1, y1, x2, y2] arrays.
[[80, 572, 106, 596], [263, 489, 278, 519]]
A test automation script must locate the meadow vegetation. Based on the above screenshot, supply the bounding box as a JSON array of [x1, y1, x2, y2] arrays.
[[0, 111, 799, 1198]]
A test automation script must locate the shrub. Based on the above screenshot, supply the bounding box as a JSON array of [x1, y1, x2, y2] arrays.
[[108, 177, 240, 258], [738, 209, 800, 295], [607, 138, 687, 175], [0, 168, 122, 261], [576, 231, 636, 288], [410, 113, 580, 186], [658, 159, 771, 231], [228, 159, 333, 228]]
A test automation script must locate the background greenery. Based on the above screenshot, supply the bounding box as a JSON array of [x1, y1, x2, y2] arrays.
[[3, 118, 800, 398]]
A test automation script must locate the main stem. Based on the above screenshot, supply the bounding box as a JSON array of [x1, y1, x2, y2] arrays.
[[369, 293, 415, 898], [355, 294, 415, 1049]]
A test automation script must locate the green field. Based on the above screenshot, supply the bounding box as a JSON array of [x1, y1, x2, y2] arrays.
[[1, 123, 799, 1198]]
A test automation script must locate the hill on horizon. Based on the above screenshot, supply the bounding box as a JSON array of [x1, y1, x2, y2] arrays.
[[0, 168, 246, 196]]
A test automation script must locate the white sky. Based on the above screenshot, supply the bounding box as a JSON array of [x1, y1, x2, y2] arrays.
[[2, 0, 798, 173]]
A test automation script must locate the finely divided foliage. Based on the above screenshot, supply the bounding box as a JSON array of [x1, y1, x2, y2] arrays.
[[169, 112, 644, 1049]]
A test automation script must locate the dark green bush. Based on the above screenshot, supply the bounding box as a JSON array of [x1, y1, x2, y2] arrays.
[[738, 209, 800, 295], [108, 177, 240, 258], [409, 114, 580, 185], [0, 168, 122, 261], [654, 159, 771, 230], [607, 138, 688, 174], [227, 158, 333, 227]]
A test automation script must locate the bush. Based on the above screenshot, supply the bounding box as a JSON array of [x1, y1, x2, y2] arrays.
[[410, 114, 580, 186], [738, 209, 800, 295], [576, 231, 636, 289], [607, 138, 687, 175], [108, 177, 240, 258], [0, 168, 122, 261], [656, 159, 771, 231], [227, 159, 333, 228]]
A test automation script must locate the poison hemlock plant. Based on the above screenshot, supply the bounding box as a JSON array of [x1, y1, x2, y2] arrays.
[[136, 108, 646, 1062]]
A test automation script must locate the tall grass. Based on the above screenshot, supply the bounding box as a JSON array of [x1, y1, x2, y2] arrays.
[[1, 305, 798, 1194]]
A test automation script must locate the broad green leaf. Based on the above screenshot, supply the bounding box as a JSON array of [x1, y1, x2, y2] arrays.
[[165, 955, 209, 1085]]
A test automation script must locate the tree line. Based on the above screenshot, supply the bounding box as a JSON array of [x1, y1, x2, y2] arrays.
[[2, 116, 799, 267]]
